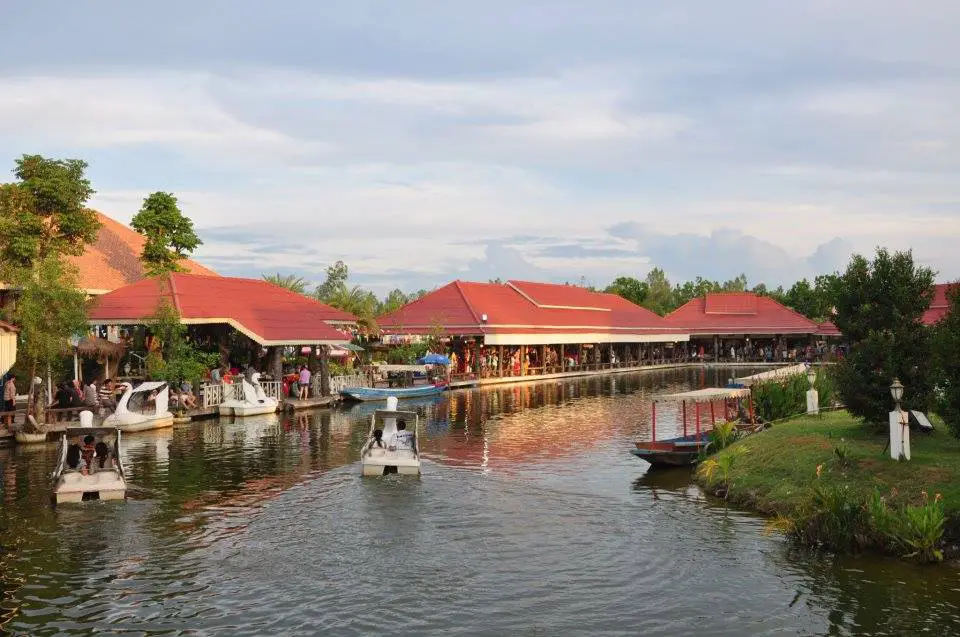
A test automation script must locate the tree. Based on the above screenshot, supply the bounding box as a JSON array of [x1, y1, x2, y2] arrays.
[[379, 288, 410, 315], [721, 274, 748, 292], [643, 267, 674, 315], [144, 301, 220, 392], [672, 276, 721, 311], [325, 283, 379, 334], [130, 192, 203, 276], [832, 248, 935, 427], [262, 273, 310, 295], [932, 284, 960, 438], [604, 276, 649, 306], [0, 155, 99, 270], [315, 260, 349, 302]]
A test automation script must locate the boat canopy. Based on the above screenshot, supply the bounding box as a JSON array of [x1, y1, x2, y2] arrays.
[[734, 363, 809, 387], [375, 364, 429, 373], [656, 387, 751, 403], [63, 427, 121, 438], [124, 381, 168, 393]]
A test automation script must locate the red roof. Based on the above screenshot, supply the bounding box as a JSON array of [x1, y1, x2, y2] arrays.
[[89, 273, 355, 345], [816, 320, 842, 337], [923, 283, 958, 325], [664, 292, 818, 335], [378, 280, 685, 341]]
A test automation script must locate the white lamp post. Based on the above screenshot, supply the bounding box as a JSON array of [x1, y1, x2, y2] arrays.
[[889, 378, 910, 461], [805, 366, 819, 415]]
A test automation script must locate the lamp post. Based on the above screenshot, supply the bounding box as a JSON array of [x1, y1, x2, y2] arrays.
[[805, 366, 819, 415], [889, 378, 910, 461]]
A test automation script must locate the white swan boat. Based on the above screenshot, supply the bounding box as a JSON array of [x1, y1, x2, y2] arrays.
[[103, 381, 174, 432], [51, 427, 127, 504], [360, 399, 421, 476], [218, 373, 279, 417]]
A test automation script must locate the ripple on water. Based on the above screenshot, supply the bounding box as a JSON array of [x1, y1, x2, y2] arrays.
[[2, 368, 960, 635]]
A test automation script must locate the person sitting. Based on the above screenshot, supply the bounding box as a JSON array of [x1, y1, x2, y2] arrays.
[[66, 444, 88, 474], [80, 435, 96, 469], [179, 380, 197, 409], [94, 441, 114, 471], [82, 380, 99, 410], [388, 419, 415, 452], [372, 428, 385, 449], [52, 382, 74, 422], [99, 379, 117, 411]]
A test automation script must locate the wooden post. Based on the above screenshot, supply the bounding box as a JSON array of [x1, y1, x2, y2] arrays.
[[319, 346, 330, 396], [559, 343, 565, 373], [520, 345, 527, 376], [498, 345, 504, 378], [695, 401, 701, 439], [749, 390, 755, 425], [541, 345, 547, 375], [710, 400, 716, 425], [651, 401, 657, 441], [682, 400, 687, 437], [268, 346, 283, 383]]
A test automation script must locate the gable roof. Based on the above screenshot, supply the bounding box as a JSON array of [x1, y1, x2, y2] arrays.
[[89, 273, 355, 345], [923, 283, 958, 325], [67, 211, 218, 294], [378, 279, 686, 344], [664, 292, 818, 335]]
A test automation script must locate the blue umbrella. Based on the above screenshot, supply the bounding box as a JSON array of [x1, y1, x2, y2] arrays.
[[417, 353, 451, 365]]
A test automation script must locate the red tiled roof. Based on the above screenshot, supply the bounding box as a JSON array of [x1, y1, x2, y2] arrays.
[[922, 283, 958, 325], [378, 280, 685, 341], [89, 273, 355, 345], [68, 211, 218, 293], [817, 320, 842, 337], [664, 292, 818, 335]]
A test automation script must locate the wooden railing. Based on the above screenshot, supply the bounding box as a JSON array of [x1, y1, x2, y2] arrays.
[[202, 383, 224, 408], [329, 374, 369, 394], [201, 381, 281, 406]]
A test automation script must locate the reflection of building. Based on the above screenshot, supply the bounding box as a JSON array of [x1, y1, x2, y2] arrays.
[[664, 292, 822, 362], [378, 280, 689, 386]]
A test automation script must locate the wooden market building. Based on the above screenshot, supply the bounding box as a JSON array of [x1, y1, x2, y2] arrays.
[[376, 280, 689, 386], [662, 291, 824, 362]]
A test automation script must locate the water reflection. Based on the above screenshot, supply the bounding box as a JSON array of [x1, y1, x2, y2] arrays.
[[0, 366, 958, 635]]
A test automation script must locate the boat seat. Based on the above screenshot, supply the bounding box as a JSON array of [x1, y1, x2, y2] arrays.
[[367, 448, 386, 458]]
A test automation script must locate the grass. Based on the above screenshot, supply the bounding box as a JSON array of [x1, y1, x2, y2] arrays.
[[705, 410, 960, 519]]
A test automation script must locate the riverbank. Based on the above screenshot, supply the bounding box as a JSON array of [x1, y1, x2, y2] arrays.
[[697, 410, 960, 558]]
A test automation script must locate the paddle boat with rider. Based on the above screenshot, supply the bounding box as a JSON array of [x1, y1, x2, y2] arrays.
[[51, 426, 126, 504], [360, 397, 421, 476], [103, 381, 174, 432]]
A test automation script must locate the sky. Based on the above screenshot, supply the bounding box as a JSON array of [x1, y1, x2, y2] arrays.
[[1, 1, 959, 295]]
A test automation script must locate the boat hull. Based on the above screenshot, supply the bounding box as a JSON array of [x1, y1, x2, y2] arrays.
[[15, 431, 49, 445], [341, 385, 444, 402], [218, 400, 279, 417], [54, 470, 127, 504], [632, 434, 710, 467], [105, 414, 175, 432]]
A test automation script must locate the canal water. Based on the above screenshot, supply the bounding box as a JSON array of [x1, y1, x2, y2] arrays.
[[1, 367, 958, 636]]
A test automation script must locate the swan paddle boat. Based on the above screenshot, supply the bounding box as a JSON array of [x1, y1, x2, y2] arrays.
[[103, 381, 174, 432], [360, 398, 421, 476], [219, 373, 279, 417], [51, 427, 126, 504]]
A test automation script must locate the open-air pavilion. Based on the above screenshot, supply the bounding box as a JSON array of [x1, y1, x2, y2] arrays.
[[663, 292, 822, 362], [88, 273, 356, 400], [377, 279, 689, 386]]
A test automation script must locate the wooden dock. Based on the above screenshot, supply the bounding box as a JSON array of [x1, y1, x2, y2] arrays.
[[283, 396, 338, 411]]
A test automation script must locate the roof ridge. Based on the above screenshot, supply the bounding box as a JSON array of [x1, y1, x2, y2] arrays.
[[758, 295, 818, 327], [167, 272, 183, 315], [453, 280, 485, 326]]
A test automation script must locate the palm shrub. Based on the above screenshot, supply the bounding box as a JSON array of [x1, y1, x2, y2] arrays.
[[752, 369, 835, 422]]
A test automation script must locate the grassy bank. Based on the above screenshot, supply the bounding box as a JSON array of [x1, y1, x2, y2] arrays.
[[697, 410, 960, 559]]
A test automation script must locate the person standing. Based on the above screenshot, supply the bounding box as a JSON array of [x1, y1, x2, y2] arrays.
[[2, 374, 15, 426], [298, 365, 311, 400]]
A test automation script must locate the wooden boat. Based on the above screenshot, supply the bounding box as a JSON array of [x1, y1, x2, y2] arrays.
[[103, 381, 174, 432], [341, 383, 445, 402], [51, 427, 126, 504], [360, 405, 421, 476], [631, 386, 754, 468]]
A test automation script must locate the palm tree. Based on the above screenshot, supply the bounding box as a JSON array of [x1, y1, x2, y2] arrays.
[[262, 273, 310, 295], [323, 283, 380, 335]]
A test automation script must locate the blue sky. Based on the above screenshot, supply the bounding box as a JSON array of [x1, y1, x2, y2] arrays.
[[2, 1, 958, 294]]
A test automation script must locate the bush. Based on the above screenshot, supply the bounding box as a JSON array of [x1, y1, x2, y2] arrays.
[[932, 282, 960, 439], [752, 368, 835, 422]]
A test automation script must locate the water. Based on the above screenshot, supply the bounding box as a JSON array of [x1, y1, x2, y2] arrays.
[[1, 367, 959, 636]]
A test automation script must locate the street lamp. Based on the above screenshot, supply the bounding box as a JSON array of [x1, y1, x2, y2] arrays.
[[807, 367, 816, 389], [890, 378, 904, 411]]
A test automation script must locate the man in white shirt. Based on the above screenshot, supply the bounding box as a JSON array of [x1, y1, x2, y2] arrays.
[[388, 419, 415, 451]]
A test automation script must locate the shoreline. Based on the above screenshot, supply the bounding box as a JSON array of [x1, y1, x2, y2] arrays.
[[693, 410, 960, 560]]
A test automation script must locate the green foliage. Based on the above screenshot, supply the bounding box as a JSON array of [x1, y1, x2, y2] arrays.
[[315, 260, 350, 302], [781, 276, 838, 322], [386, 341, 430, 364], [832, 439, 851, 468], [322, 283, 380, 333], [708, 420, 738, 452], [751, 368, 835, 422], [697, 446, 747, 494], [380, 288, 410, 315], [831, 248, 935, 427], [262, 272, 310, 295], [131, 191, 203, 276], [642, 267, 674, 315], [144, 301, 219, 385], [0, 155, 99, 271], [604, 276, 649, 306], [932, 284, 960, 439]]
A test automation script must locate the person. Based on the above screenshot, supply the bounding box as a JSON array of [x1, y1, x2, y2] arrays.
[[3, 374, 15, 426], [388, 419, 415, 451], [69, 380, 83, 407], [298, 365, 311, 400], [82, 379, 99, 409], [99, 378, 117, 410], [94, 441, 113, 471], [210, 366, 223, 385], [52, 383, 74, 421], [244, 363, 256, 382], [80, 435, 96, 469], [179, 380, 197, 409], [372, 428, 385, 449], [66, 444, 87, 474]]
